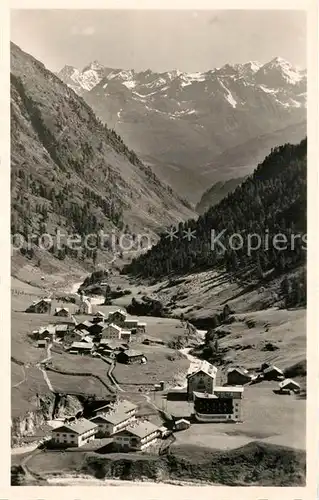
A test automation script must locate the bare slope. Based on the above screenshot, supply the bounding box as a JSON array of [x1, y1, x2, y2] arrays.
[[11, 42, 195, 251]]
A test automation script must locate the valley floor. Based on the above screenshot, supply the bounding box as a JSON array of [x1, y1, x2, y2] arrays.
[[11, 263, 306, 485]]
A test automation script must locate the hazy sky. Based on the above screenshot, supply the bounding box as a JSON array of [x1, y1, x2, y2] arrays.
[[11, 10, 307, 73]]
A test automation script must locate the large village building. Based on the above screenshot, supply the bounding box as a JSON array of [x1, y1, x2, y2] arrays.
[[187, 361, 218, 398], [90, 411, 135, 437], [113, 420, 160, 452], [51, 418, 98, 447], [193, 386, 244, 422]]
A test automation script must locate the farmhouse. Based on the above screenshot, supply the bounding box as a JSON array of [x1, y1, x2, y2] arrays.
[[54, 307, 69, 317], [174, 418, 191, 431], [193, 387, 244, 423], [88, 321, 105, 336], [93, 311, 106, 321], [263, 365, 284, 381], [51, 418, 98, 447], [116, 350, 146, 364], [90, 411, 135, 436], [278, 378, 301, 393], [187, 361, 218, 398], [37, 325, 56, 341], [26, 298, 51, 314], [113, 420, 160, 452], [227, 367, 253, 385], [68, 342, 94, 355], [101, 323, 122, 340], [107, 309, 127, 326]]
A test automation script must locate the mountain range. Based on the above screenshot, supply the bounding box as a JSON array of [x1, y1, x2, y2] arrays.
[[58, 57, 307, 202]]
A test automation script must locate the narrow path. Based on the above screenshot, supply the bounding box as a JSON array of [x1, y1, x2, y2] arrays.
[[37, 343, 54, 392], [12, 365, 27, 389]]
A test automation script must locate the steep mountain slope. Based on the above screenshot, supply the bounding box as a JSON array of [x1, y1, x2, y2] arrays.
[[11, 43, 195, 266], [58, 58, 306, 201], [196, 177, 246, 215], [125, 139, 307, 288]]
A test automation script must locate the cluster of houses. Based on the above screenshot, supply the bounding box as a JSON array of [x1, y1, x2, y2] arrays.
[[31, 305, 148, 364], [51, 398, 164, 452], [183, 360, 301, 423]]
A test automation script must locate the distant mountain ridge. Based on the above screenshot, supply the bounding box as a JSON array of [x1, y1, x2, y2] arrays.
[[57, 57, 307, 202]]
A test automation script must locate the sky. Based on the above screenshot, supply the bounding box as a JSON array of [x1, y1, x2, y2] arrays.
[[10, 10, 307, 73]]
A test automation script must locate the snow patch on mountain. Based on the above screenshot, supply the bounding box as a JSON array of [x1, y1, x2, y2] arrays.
[[218, 78, 237, 108]]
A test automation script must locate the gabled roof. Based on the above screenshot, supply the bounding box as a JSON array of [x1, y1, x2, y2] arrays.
[[263, 365, 284, 374], [109, 309, 127, 317], [109, 399, 137, 414], [279, 378, 301, 389], [227, 367, 249, 375], [187, 361, 217, 380], [39, 325, 56, 335], [120, 330, 131, 335], [95, 311, 106, 317], [93, 411, 131, 425], [52, 418, 97, 435], [55, 307, 69, 313], [118, 420, 160, 439], [120, 349, 144, 357], [175, 418, 190, 425], [106, 323, 122, 332], [55, 324, 69, 332], [70, 342, 94, 349]]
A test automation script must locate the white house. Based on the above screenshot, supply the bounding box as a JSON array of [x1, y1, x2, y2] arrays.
[[278, 379, 301, 393], [187, 361, 218, 398], [90, 411, 135, 436], [113, 420, 161, 451], [51, 418, 98, 447]]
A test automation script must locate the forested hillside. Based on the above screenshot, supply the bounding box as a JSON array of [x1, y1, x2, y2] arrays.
[[11, 42, 194, 265], [125, 140, 307, 301]]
